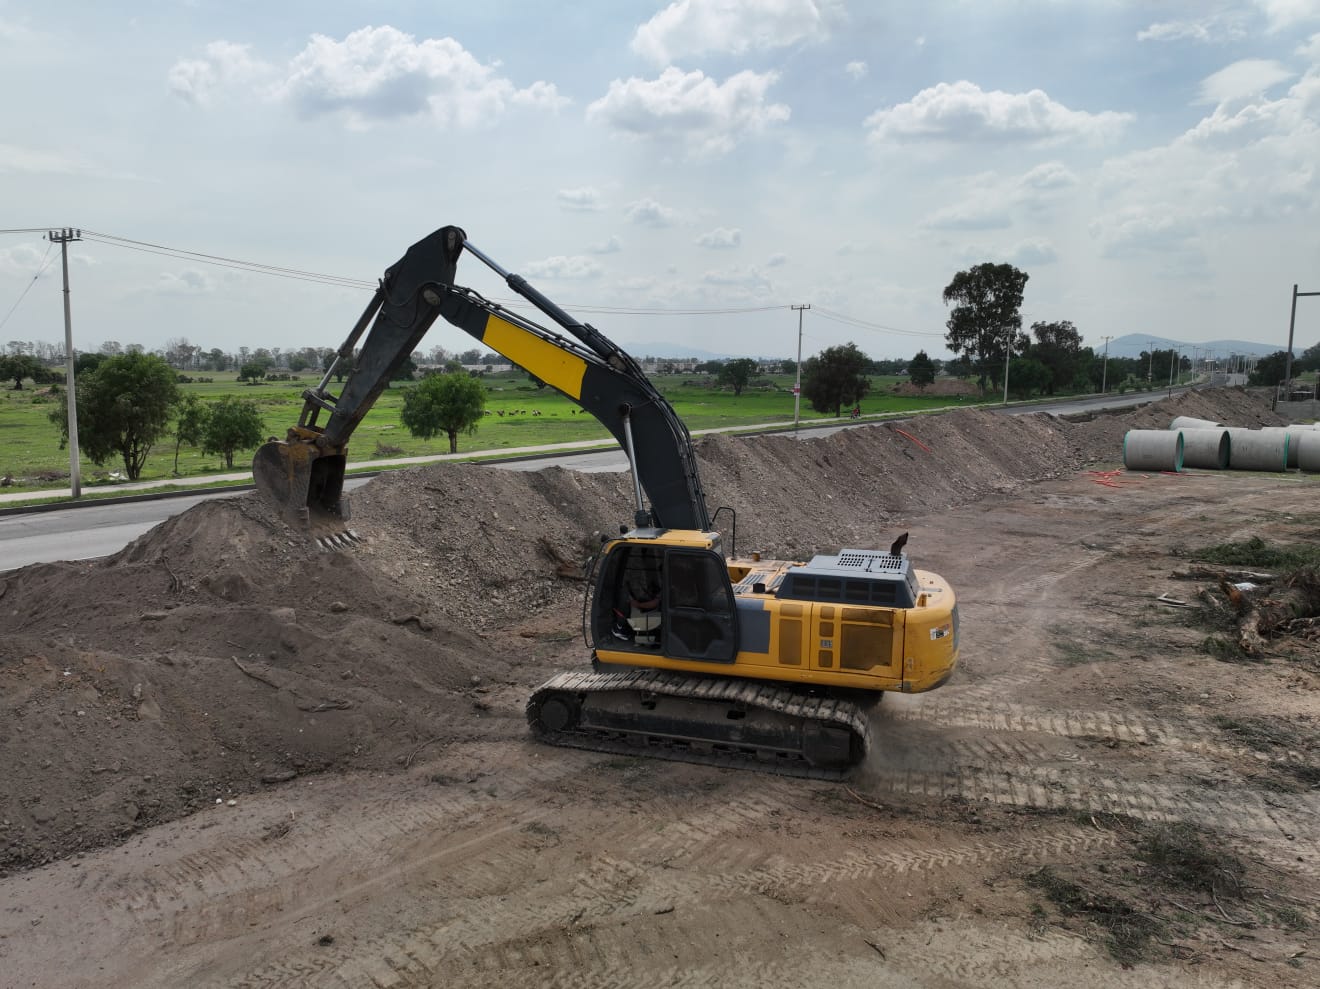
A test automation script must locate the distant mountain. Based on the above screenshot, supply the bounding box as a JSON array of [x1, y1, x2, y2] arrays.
[[1099, 334, 1294, 360]]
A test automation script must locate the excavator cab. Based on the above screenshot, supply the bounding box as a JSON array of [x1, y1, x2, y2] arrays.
[[591, 536, 738, 664]]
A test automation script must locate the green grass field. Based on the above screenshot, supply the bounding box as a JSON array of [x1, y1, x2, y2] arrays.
[[0, 370, 978, 492]]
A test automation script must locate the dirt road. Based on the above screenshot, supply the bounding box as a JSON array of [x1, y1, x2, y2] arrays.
[[3, 451, 1316, 987]]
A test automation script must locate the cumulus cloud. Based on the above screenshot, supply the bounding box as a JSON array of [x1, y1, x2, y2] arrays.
[[1017, 161, 1079, 191], [520, 256, 603, 279], [865, 80, 1131, 146], [1197, 59, 1293, 105], [695, 227, 742, 248], [845, 61, 867, 81], [156, 268, 216, 295], [1256, 0, 1320, 31], [701, 265, 772, 291], [1138, 14, 1248, 43], [920, 202, 1013, 231], [765, 252, 788, 267], [588, 67, 789, 157], [557, 187, 606, 211], [631, 0, 836, 65], [625, 198, 677, 227], [168, 41, 271, 105], [588, 235, 623, 254], [0, 243, 49, 278], [170, 27, 566, 127], [1009, 239, 1058, 266]]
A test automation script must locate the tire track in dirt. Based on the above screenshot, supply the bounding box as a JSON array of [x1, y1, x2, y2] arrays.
[[221, 825, 1121, 988]]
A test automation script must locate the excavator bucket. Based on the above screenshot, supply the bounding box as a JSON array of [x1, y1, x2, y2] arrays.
[[251, 437, 350, 532]]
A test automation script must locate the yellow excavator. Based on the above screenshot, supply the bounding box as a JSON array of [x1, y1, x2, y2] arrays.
[[253, 226, 959, 778]]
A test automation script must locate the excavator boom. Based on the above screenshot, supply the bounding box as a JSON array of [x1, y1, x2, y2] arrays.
[[252, 226, 709, 532]]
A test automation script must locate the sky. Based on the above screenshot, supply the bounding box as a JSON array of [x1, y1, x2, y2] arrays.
[[2, 0, 1320, 363]]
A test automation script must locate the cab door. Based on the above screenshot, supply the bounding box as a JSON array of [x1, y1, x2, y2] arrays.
[[662, 550, 738, 663]]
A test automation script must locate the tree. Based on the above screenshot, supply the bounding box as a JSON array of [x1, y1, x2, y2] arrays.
[[717, 358, 758, 396], [200, 396, 266, 469], [75, 352, 106, 376], [779, 358, 796, 376], [237, 362, 266, 383], [942, 263, 1029, 392], [172, 393, 210, 475], [0, 354, 43, 389], [802, 343, 871, 417], [908, 350, 937, 389], [1248, 350, 1290, 387], [1007, 356, 1052, 399], [1028, 320, 1083, 396], [391, 356, 418, 381], [48, 353, 180, 480], [399, 373, 487, 453]]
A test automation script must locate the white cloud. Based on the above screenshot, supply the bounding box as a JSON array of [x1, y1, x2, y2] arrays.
[[1138, 14, 1248, 43], [920, 203, 1012, 231], [1009, 239, 1058, 266], [0, 143, 87, 175], [588, 235, 623, 254], [631, 0, 836, 65], [520, 256, 603, 279], [168, 41, 271, 105], [1089, 206, 1200, 259], [765, 253, 788, 267], [1017, 161, 1078, 192], [1256, 0, 1320, 32], [1197, 59, 1293, 105], [0, 243, 49, 278], [865, 80, 1131, 146], [695, 227, 742, 248], [557, 187, 606, 211], [1299, 32, 1320, 58], [171, 27, 566, 127], [155, 269, 216, 295], [845, 61, 867, 81], [588, 67, 789, 157], [701, 265, 772, 291], [625, 198, 676, 228]]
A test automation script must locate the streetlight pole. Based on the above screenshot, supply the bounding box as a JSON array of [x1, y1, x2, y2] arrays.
[[1167, 345, 1178, 396], [1285, 284, 1320, 401], [1002, 328, 1012, 405], [48, 227, 83, 498], [1100, 335, 1112, 394], [791, 304, 809, 433], [1147, 340, 1157, 383]]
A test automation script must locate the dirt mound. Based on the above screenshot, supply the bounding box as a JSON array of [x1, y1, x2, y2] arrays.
[[0, 387, 1286, 873]]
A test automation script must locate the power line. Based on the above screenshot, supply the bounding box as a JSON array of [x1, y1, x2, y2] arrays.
[[0, 242, 57, 334]]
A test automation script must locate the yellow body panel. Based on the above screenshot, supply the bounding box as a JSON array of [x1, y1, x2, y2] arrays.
[[482, 312, 587, 400], [595, 546, 959, 694]]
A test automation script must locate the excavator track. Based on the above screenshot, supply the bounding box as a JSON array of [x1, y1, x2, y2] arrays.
[[526, 669, 872, 780]]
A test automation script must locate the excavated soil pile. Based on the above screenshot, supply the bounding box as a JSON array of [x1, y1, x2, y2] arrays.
[[0, 388, 1286, 873]]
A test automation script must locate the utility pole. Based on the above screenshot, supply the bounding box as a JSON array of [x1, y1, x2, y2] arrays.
[[1286, 283, 1320, 402], [1002, 327, 1012, 405], [791, 304, 810, 433], [1167, 345, 1178, 396], [1147, 340, 1157, 383], [1100, 335, 1112, 394], [48, 228, 83, 498]]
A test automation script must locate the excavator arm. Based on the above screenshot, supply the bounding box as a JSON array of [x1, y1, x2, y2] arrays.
[[253, 226, 711, 532]]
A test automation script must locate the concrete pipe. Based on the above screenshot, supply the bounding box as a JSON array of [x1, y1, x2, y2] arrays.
[[1170, 415, 1222, 430], [1124, 429, 1184, 472], [1225, 428, 1288, 471], [1298, 431, 1320, 472], [1260, 425, 1312, 467], [1179, 428, 1230, 470]]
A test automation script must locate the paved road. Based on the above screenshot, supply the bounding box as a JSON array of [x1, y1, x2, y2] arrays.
[[0, 390, 1188, 573]]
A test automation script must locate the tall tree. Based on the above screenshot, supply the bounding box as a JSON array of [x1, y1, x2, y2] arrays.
[[172, 394, 210, 474], [802, 343, 871, 417], [1029, 320, 1083, 396], [201, 396, 266, 469], [48, 353, 180, 479], [908, 350, 937, 389], [717, 358, 758, 396], [942, 263, 1029, 392], [0, 354, 43, 389], [400, 372, 487, 453]]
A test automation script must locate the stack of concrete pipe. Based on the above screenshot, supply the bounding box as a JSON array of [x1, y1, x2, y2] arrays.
[[1125, 417, 1320, 474]]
